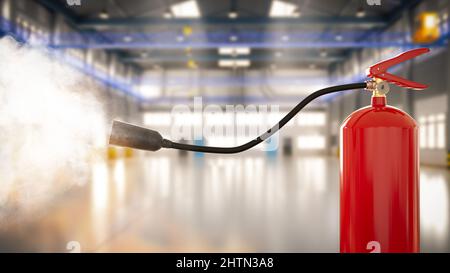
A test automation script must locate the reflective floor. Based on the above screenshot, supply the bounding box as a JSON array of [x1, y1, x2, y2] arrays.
[[0, 154, 449, 252]]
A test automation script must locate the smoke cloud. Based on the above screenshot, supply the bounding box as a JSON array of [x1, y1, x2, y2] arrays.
[[0, 36, 107, 220]]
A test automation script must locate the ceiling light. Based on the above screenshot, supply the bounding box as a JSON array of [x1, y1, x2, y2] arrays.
[[281, 35, 290, 41], [218, 59, 250, 68], [123, 36, 133, 42], [228, 11, 238, 19], [218, 48, 233, 55], [424, 13, 439, 28], [140, 85, 161, 99], [99, 9, 109, 19], [235, 47, 250, 54], [356, 7, 366, 18], [229, 35, 238, 42], [218, 47, 251, 55], [171, 0, 201, 18], [235, 59, 250, 67], [269, 0, 299, 18], [218, 59, 234, 67], [335, 35, 343, 41]]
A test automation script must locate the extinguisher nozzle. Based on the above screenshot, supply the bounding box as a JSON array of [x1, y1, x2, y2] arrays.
[[109, 120, 164, 151]]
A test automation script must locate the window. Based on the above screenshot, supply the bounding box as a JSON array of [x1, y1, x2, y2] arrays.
[[207, 136, 235, 147], [297, 112, 326, 127], [140, 84, 161, 99], [297, 135, 326, 150], [436, 114, 446, 149], [419, 113, 446, 150], [419, 117, 427, 149], [173, 112, 202, 127], [428, 115, 436, 149], [204, 112, 233, 126], [236, 112, 264, 126], [268, 112, 293, 127], [143, 112, 172, 127]]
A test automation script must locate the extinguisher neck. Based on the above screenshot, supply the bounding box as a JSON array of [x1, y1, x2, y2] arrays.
[[366, 79, 389, 107], [371, 96, 387, 107]]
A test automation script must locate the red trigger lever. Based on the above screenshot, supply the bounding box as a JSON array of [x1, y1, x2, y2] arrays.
[[367, 48, 430, 90]]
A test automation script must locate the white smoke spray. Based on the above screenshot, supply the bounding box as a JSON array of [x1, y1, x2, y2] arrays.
[[0, 36, 107, 220]]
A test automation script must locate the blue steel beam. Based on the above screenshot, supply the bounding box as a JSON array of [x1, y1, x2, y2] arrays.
[[77, 16, 388, 28], [48, 25, 448, 50], [50, 40, 447, 50], [56, 30, 410, 41], [138, 75, 330, 87], [121, 55, 345, 63]]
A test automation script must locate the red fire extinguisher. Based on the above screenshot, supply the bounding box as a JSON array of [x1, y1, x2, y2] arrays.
[[108, 48, 430, 253], [341, 48, 430, 253]]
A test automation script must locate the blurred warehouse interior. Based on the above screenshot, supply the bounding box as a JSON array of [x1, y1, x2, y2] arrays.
[[0, 0, 449, 252]]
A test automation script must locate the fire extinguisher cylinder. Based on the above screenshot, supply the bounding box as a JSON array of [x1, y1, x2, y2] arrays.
[[340, 94, 420, 253]]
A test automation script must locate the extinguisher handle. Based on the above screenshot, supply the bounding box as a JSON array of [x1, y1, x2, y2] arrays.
[[375, 72, 428, 90], [367, 48, 430, 90]]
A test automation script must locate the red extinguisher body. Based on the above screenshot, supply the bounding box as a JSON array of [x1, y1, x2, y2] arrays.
[[340, 96, 420, 253]]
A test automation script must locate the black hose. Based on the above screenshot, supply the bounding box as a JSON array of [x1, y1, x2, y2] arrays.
[[162, 82, 367, 154]]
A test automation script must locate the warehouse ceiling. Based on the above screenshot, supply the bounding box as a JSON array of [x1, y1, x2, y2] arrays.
[[39, 0, 417, 70], [59, 0, 400, 19]]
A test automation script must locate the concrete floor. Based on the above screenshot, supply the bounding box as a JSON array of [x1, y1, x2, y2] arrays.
[[0, 154, 449, 252]]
